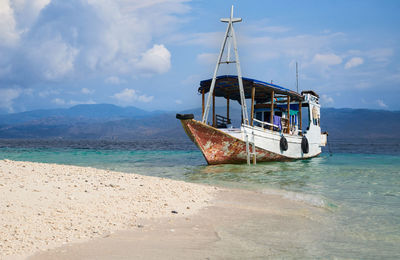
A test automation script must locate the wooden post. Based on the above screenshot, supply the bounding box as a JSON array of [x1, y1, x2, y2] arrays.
[[270, 91, 274, 130], [212, 90, 215, 127], [226, 94, 230, 122], [299, 100, 302, 135], [250, 86, 255, 126], [287, 95, 291, 134], [202, 89, 205, 119], [202, 89, 205, 118]]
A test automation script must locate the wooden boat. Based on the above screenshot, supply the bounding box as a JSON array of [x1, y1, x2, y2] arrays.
[[176, 7, 328, 165]]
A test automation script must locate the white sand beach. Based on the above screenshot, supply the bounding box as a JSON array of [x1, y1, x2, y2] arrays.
[[1, 159, 332, 259], [0, 160, 217, 259]]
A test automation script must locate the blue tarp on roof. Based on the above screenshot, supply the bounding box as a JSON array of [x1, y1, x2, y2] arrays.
[[198, 75, 302, 101]]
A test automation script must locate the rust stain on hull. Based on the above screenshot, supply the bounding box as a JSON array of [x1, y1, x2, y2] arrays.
[[180, 119, 287, 165]]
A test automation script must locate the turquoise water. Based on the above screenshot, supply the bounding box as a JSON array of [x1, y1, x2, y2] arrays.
[[0, 146, 399, 258]]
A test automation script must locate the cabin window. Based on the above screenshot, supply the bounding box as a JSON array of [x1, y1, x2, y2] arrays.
[[253, 110, 272, 128], [254, 111, 271, 122]]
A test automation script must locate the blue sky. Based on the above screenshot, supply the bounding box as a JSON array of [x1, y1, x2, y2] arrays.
[[0, 0, 399, 113]]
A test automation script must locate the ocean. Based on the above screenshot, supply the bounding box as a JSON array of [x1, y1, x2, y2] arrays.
[[0, 139, 399, 259]]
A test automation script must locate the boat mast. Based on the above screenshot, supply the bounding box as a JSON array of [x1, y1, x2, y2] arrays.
[[296, 61, 299, 93], [202, 6, 249, 125]]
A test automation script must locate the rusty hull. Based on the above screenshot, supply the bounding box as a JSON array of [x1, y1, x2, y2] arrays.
[[179, 119, 287, 165]]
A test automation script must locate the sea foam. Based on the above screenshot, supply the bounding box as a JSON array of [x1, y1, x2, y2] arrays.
[[262, 189, 328, 208]]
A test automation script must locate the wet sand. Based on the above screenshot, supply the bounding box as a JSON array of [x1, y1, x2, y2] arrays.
[[30, 189, 330, 259]]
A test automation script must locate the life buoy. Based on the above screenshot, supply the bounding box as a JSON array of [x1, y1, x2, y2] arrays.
[[176, 113, 194, 120], [280, 136, 288, 151], [301, 136, 309, 154]]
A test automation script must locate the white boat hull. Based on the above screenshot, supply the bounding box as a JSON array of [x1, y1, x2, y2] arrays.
[[179, 119, 326, 165]]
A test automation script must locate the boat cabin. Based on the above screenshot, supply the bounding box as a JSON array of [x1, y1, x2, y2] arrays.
[[198, 75, 320, 136]]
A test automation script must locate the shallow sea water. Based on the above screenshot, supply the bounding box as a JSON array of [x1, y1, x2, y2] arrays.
[[0, 139, 399, 258]]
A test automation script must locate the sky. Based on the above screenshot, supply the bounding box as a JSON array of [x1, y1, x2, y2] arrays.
[[0, 0, 399, 114]]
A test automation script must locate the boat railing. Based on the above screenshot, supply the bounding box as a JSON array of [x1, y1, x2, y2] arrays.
[[253, 118, 279, 131], [216, 114, 231, 128]]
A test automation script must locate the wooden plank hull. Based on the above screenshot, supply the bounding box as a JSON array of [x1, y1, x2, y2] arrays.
[[180, 119, 289, 165]]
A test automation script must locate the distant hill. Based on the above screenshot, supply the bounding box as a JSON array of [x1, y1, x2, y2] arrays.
[[0, 104, 155, 125], [321, 108, 400, 139], [0, 104, 177, 140], [0, 104, 399, 142]]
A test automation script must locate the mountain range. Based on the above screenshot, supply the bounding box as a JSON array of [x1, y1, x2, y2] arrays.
[[0, 104, 399, 142]]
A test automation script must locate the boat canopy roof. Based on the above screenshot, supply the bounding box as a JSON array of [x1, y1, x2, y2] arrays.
[[198, 75, 303, 103]]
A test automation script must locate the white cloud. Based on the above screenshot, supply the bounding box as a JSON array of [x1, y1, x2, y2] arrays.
[[170, 31, 223, 47], [312, 53, 342, 66], [321, 94, 334, 105], [181, 74, 201, 85], [345, 57, 364, 69], [69, 99, 96, 106], [257, 26, 291, 33], [51, 98, 65, 105], [0, 87, 21, 112], [197, 53, 218, 65], [180, 31, 346, 65], [376, 99, 388, 108], [175, 99, 182, 104], [51, 97, 96, 106], [136, 44, 171, 74], [112, 88, 153, 104], [81, 88, 94, 94], [387, 69, 400, 82], [27, 35, 79, 80], [354, 81, 371, 89], [0, 0, 19, 47], [105, 76, 125, 85], [23, 88, 34, 96], [9, 0, 51, 31], [38, 89, 60, 98], [367, 48, 394, 62], [0, 0, 187, 86]]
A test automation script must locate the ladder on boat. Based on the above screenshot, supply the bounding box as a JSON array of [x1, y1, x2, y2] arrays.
[[245, 130, 256, 165]]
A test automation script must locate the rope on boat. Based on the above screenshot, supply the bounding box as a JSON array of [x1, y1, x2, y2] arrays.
[[327, 138, 333, 156], [325, 127, 333, 156]]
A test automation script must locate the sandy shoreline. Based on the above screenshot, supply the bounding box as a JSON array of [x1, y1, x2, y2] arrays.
[[0, 160, 217, 259], [29, 188, 331, 259], [1, 159, 332, 259]]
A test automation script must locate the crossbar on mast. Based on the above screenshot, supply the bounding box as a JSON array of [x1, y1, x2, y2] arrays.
[[202, 5, 249, 125]]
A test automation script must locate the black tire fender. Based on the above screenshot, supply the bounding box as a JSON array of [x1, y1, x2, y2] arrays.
[[280, 136, 288, 151], [301, 136, 309, 154], [176, 113, 194, 120]]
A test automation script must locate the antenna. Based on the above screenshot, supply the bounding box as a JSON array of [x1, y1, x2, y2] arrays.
[[296, 61, 299, 93]]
